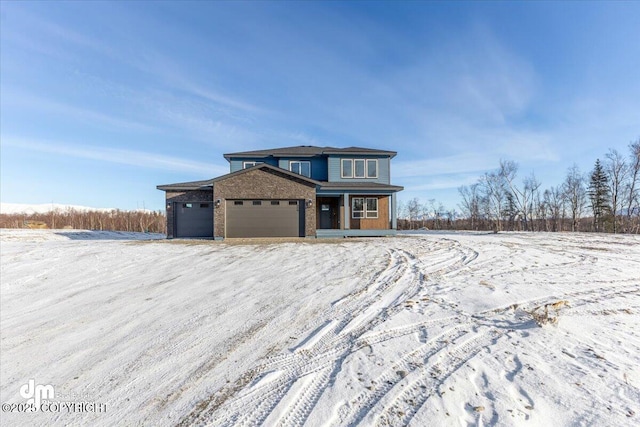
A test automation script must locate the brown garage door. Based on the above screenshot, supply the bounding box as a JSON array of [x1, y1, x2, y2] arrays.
[[226, 200, 302, 238]]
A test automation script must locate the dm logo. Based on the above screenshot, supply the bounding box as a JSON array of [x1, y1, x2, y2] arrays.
[[20, 379, 55, 410]]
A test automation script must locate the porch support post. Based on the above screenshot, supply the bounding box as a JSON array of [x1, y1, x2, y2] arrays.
[[343, 192, 350, 229], [391, 193, 397, 229]]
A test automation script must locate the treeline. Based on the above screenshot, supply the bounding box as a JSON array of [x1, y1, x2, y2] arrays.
[[398, 138, 640, 234], [0, 208, 167, 234]]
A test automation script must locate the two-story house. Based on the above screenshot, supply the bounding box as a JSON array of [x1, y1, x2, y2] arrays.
[[157, 146, 403, 239]]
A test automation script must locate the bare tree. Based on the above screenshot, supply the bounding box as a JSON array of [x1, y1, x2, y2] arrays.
[[499, 160, 541, 231], [544, 186, 566, 232], [458, 184, 481, 230], [563, 164, 587, 232], [625, 139, 640, 232], [605, 149, 628, 233], [479, 170, 507, 232], [524, 173, 542, 230], [421, 201, 431, 229], [406, 198, 420, 230], [396, 200, 407, 221]]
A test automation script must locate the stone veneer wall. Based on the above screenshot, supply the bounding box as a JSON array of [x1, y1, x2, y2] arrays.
[[213, 168, 316, 238], [164, 190, 213, 238]]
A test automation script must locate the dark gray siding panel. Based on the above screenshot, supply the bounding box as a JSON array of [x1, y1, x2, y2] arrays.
[[165, 190, 213, 238]]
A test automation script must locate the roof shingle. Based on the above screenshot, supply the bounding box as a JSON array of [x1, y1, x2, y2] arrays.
[[223, 145, 397, 160]]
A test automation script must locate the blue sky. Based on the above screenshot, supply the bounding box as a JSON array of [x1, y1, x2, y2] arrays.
[[1, 1, 639, 212]]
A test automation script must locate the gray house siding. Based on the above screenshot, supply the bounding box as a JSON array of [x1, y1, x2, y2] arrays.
[[277, 157, 328, 181], [229, 157, 278, 173], [327, 155, 390, 184]]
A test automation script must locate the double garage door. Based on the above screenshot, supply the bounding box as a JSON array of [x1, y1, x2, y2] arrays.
[[226, 199, 303, 238], [175, 202, 213, 238]]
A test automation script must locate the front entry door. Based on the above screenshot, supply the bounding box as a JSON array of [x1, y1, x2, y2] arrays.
[[320, 203, 333, 229], [318, 198, 339, 229]]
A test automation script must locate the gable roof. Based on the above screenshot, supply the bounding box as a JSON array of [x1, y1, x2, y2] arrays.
[[211, 163, 321, 186], [223, 145, 397, 160], [158, 164, 321, 192], [156, 179, 214, 191]]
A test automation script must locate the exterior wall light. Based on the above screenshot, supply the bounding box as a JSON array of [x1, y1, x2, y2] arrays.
[[306, 199, 313, 208], [215, 199, 222, 208]]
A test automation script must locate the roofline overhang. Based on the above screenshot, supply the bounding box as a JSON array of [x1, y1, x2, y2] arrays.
[[318, 184, 404, 192], [223, 147, 398, 160], [223, 153, 320, 161], [157, 184, 213, 192], [322, 150, 397, 158]]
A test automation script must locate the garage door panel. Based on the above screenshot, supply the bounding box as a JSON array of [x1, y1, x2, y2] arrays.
[[175, 202, 213, 238], [226, 200, 301, 238]]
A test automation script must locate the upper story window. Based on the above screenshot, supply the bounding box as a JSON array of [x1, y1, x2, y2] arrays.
[[341, 159, 353, 178], [354, 159, 365, 178], [366, 159, 377, 178], [341, 159, 378, 179], [243, 161, 262, 169], [290, 161, 311, 178]]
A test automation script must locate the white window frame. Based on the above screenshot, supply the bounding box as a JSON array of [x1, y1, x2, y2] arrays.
[[366, 159, 378, 178], [341, 159, 353, 178], [341, 158, 378, 179], [243, 161, 262, 169], [352, 197, 364, 218], [351, 197, 378, 219], [366, 197, 378, 218], [290, 160, 311, 178], [354, 159, 366, 178]]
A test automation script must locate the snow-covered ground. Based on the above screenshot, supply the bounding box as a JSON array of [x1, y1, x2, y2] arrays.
[[1, 229, 638, 426]]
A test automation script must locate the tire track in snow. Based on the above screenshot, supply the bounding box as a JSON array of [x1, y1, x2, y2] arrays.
[[338, 324, 474, 426], [205, 244, 433, 425], [373, 328, 503, 427], [179, 238, 475, 426]]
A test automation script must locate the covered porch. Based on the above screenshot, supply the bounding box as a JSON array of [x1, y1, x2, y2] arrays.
[[314, 186, 400, 238]]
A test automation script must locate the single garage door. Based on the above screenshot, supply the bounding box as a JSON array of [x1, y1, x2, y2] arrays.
[[226, 200, 302, 238], [175, 202, 213, 238]]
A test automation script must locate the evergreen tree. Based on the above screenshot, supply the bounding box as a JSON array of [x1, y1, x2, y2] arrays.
[[588, 159, 610, 232]]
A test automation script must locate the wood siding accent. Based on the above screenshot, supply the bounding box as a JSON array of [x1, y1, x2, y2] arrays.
[[349, 195, 389, 230]]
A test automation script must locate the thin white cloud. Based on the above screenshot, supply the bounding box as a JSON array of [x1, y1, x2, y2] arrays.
[[2, 4, 118, 61], [4, 92, 155, 133], [127, 49, 267, 116], [3, 137, 227, 176], [393, 153, 496, 179], [177, 80, 266, 115]]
